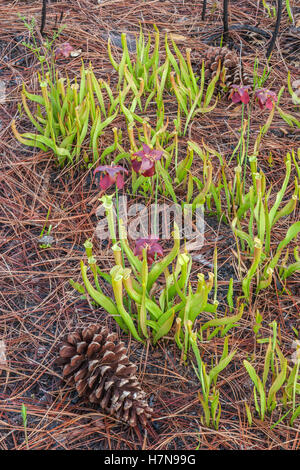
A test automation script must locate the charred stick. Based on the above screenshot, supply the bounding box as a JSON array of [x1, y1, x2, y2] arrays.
[[40, 0, 47, 36], [202, 0, 207, 21], [266, 0, 282, 58], [223, 0, 229, 40]]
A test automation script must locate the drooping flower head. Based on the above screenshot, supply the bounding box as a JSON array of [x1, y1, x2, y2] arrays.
[[291, 340, 300, 365], [55, 43, 74, 59], [229, 85, 251, 105], [132, 143, 163, 178], [291, 79, 300, 105], [94, 165, 128, 191], [255, 88, 277, 110], [134, 236, 164, 264]]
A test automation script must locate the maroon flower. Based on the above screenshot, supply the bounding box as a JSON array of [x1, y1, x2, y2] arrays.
[[229, 85, 251, 105], [255, 88, 277, 110], [55, 43, 74, 59], [132, 143, 163, 177], [94, 165, 128, 191], [134, 236, 164, 264]]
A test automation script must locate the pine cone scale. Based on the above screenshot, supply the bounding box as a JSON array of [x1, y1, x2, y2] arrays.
[[60, 344, 76, 358]]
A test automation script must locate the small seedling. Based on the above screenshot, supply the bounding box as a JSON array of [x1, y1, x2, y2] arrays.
[[21, 404, 29, 450], [253, 310, 263, 338], [39, 208, 53, 248]]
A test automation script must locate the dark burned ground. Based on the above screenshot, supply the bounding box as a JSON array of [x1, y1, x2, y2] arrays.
[[0, 0, 299, 450]]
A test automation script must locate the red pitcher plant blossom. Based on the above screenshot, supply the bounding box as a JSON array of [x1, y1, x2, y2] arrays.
[[255, 88, 277, 110], [132, 143, 163, 177], [94, 165, 128, 191], [229, 85, 251, 105], [134, 237, 164, 264]]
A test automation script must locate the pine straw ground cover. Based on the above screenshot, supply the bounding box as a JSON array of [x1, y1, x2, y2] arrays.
[[0, 0, 299, 450]]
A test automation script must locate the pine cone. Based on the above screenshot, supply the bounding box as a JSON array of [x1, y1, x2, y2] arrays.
[[194, 46, 250, 89], [56, 324, 153, 427]]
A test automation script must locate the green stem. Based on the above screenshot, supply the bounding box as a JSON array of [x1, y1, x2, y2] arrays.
[[243, 103, 252, 192], [154, 172, 159, 238], [238, 103, 245, 166], [116, 185, 132, 314]]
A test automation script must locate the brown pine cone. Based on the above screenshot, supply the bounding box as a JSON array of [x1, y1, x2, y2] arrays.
[[193, 46, 250, 89], [56, 324, 153, 427]]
